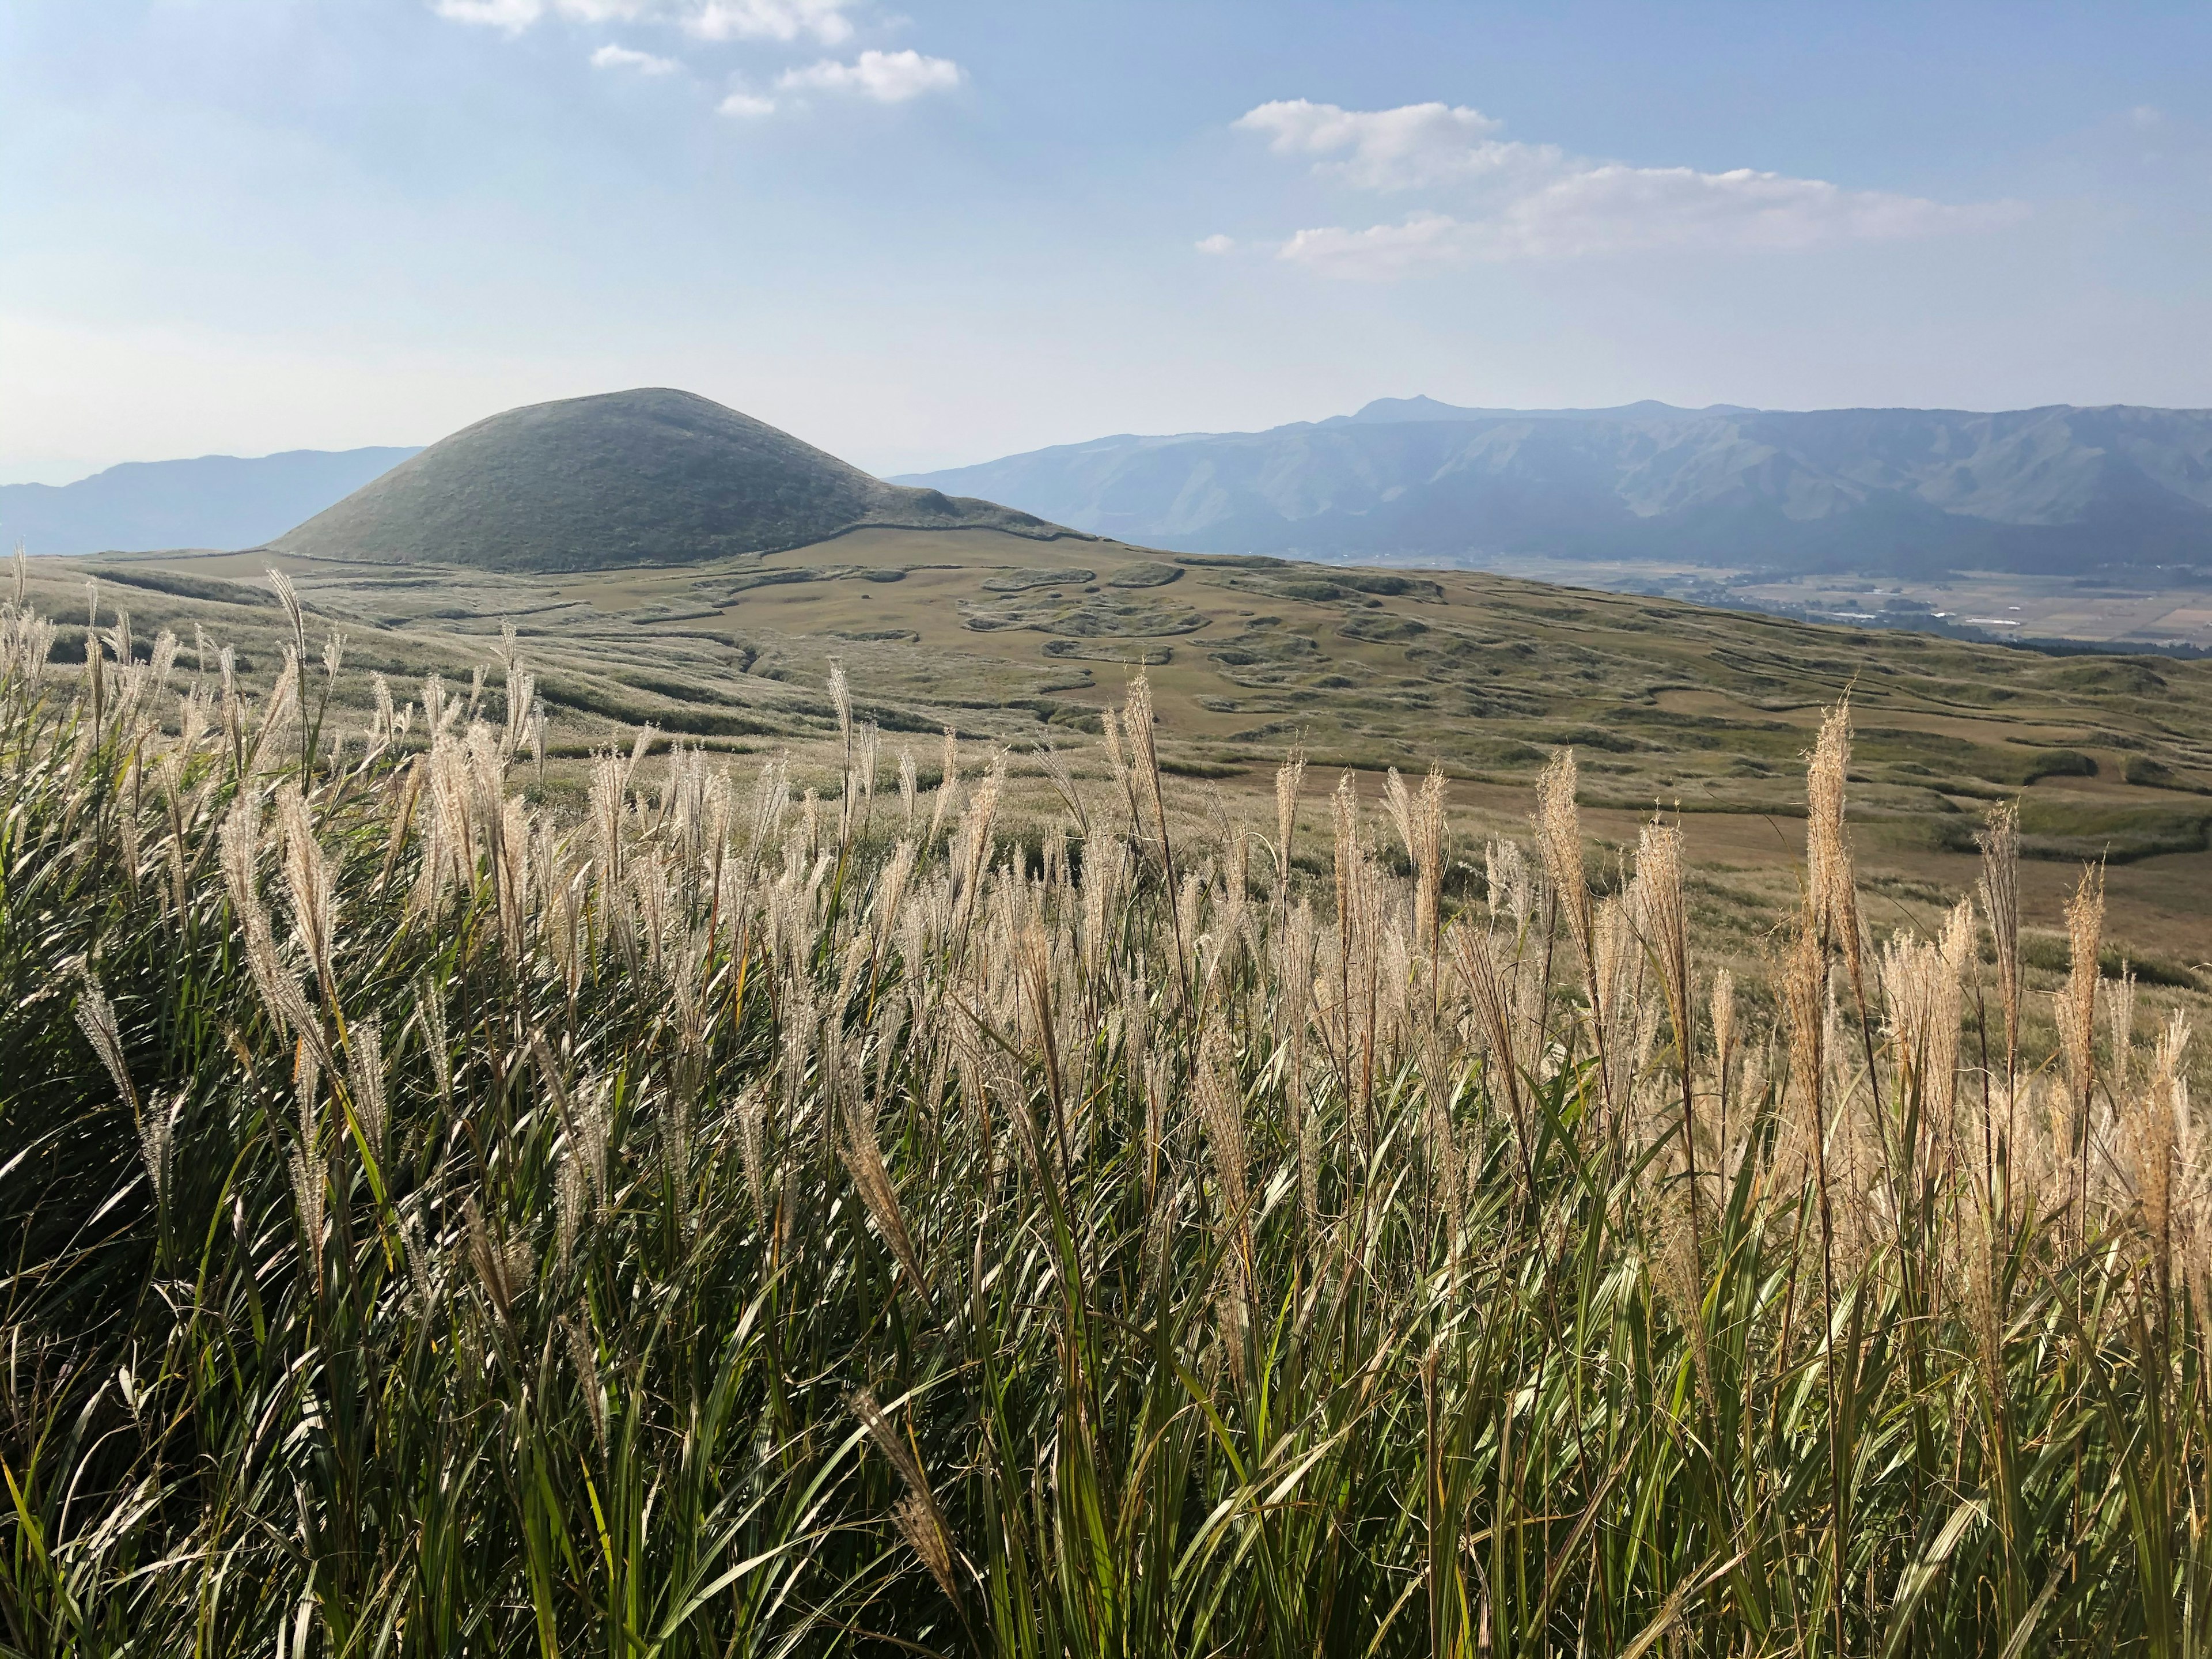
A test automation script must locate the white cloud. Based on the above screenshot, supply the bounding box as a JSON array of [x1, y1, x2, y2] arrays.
[[1237, 99, 2022, 276], [1195, 233, 1236, 255], [684, 0, 854, 43], [1278, 173, 2020, 278], [1234, 100, 1537, 191], [592, 42, 679, 73], [1275, 213, 1468, 278], [432, 0, 547, 28], [717, 89, 778, 116], [2131, 104, 2164, 130], [776, 48, 961, 103], [431, 0, 857, 44]]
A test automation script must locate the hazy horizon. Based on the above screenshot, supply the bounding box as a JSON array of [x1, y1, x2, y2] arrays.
[[25, 388, 2212, 494]]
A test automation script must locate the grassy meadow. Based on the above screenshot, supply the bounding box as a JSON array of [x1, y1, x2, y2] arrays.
[[3, 554, 2211, 1654], [47, 529, 2212, 966]]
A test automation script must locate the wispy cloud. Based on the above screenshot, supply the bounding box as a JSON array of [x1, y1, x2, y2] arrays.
[[1236, 100, 1535, 191], [436, 0, 963, 119], [1234, 99, 2022, 277], [685, 0, 854, 44], [432, 0, 546, 28], [775, 48, 961, 104], [432, 0, 857, 45], [1195, 233, 1236, 255], [591, 42, 679, 73]]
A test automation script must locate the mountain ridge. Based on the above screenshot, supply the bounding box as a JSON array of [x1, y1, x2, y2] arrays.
[[895, 397, 2212, 577], [2, 446, 422, 556]]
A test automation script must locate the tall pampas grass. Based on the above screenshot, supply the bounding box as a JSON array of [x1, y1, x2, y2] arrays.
[[4, 602, 2207, 1659]]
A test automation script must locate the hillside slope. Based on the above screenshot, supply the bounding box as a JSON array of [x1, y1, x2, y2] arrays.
[[897, 399, 2212, 576], [54, 526, 2212, 960], [272, 388, 1068, 573], [1, 446, 419, 555]]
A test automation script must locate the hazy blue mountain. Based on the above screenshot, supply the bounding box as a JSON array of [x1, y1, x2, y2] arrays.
[[895, 399, 2212, 575], [1, 447, 421, 556], [1326, 395, 1756, 425]]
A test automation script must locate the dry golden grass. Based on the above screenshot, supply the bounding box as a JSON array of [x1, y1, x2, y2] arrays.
[[5, 561, 2211, 1653]]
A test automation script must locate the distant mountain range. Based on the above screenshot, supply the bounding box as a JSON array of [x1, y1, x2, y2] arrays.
[[2, 446, 422, 556], [26, 394, 2212, 581], [274, 389, 1067, 573], [896, 400, 2212, 577]]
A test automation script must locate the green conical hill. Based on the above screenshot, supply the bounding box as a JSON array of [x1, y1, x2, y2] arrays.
[[271, 388, 1069, 572]]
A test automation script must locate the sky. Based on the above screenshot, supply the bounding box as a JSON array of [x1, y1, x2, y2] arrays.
[[3, 1, 2208, 483]]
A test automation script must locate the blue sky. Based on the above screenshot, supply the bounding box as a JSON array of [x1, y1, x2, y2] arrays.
[[3, 1, 2207, 482]]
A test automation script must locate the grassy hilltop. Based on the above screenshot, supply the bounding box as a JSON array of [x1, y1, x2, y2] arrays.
[[271, 389, 1065, 573]]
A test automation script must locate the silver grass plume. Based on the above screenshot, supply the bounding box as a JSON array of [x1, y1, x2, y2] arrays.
[[575, 1075, 612, 1207], [926, 726, 960, 847], [1451, 922, 1531, 1188], [562, 1316, 608, 1455], [1419, 1022, 1464, 1254], [415, 983, 453, 1103], [738, 1085, 772, 1229], [1805, 701, 1862, 990], [840, 1099, 931, 1305], [1638, 822, 1694, 1083], [275, 784, 338, 1003], [555, 1149, 588, 1274], [1123, 676, 1177, 902], [2137, 1009, 2190, 1300], [1413, 767, 1448, 955], [1196, 1023, 1251, 1264], [2108, 959, 2138, 1095], [873, 838, 919, 956], [1384, 767, 1417, 874], [946, 754, 1002, 952], [463, 1195, 532, 1338], [850, 1389, 960, 1605], [1651, 1187, 1714, 1420], [400, 1210, 438, 1315], [2057, 863, 2105, 1230], [344, 1017, 388, 1162], [289, 1044, 327, 1284], [222, 792, 324, 1060], [1274, 745, 1306, 897], [1709, 967, 1737, 1131], [1782, 918, 1828, 1192], [74, 970, 139, 1120], [1486, 838, 1534, 940], [1535, 749, 1597, 1005], [1979, 801, 2022, 1071], [1035, 741, 1088, 843], [829, 661, 854, 838], [857, 721, 880, 827], [369, 673, 395, 750], [136, 1091, 183, 1214]]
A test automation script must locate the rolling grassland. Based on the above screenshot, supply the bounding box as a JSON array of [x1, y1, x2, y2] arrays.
[[43, 528, 2212, 968], [2, 554, 2210, 1653]]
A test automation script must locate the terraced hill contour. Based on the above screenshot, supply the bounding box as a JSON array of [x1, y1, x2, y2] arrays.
[[271, 388, 1070, 573]]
